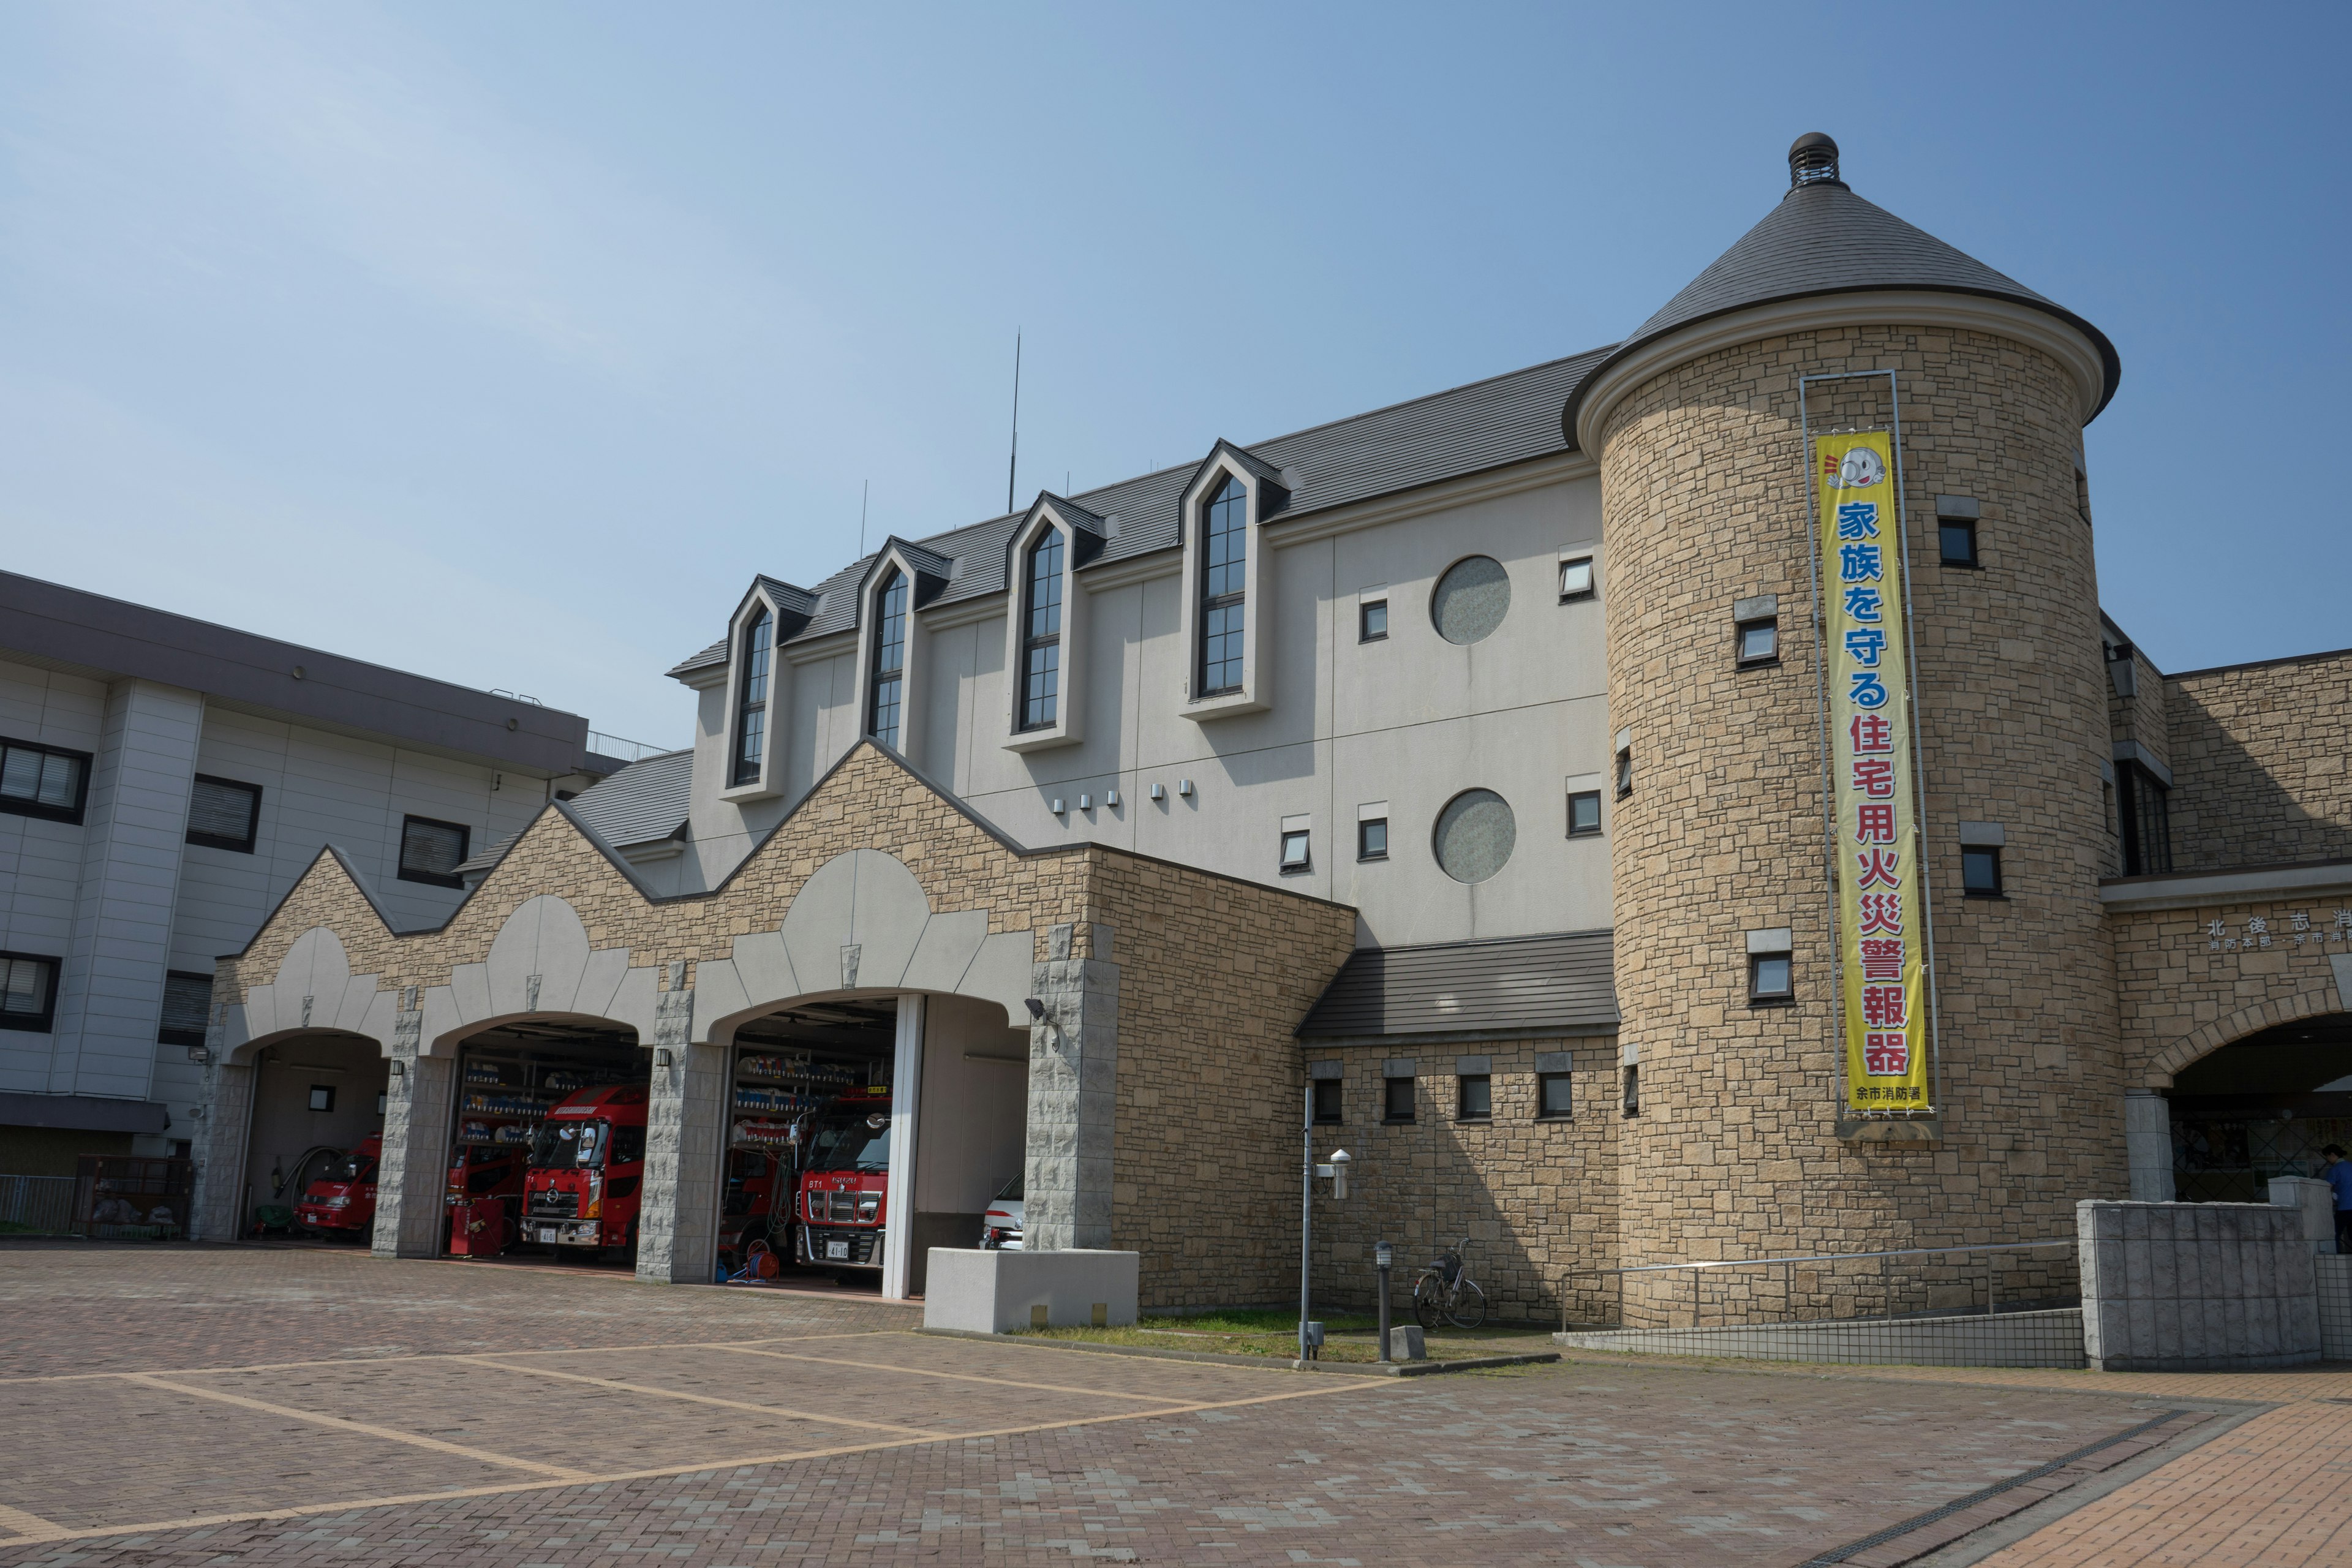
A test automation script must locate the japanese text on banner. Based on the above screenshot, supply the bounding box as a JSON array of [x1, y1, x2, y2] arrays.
[[1819, 432, 1931, 1112]]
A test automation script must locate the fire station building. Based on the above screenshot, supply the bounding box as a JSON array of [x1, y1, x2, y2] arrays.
[[188, 136, 2352, 1317]]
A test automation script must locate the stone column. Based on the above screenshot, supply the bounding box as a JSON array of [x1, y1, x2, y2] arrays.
[[1023, 924, 1119, 1251], [638, 966, 724, 1284], [189, 1036, 254, 1242], [374, 997, 452, 1259], [2125, 1090, 2175, 1202], [881, 994, 925, 1298]]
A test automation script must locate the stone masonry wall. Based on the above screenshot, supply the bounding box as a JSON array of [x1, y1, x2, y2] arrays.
[[216, 741, 1360, 1297], [216, 745, 1101, 1011], [2110, 897, 2352, 1088], [1091, 852, 1358, 1310], [1599, 323, 2127, 1320], [2162, 652, 2352, 873], [1296, 1039, 1620, 1325]]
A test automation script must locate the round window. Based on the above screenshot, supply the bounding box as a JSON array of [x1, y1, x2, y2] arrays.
[[1433, 789, 1516, 883], [1430, 556, 1511, 645]]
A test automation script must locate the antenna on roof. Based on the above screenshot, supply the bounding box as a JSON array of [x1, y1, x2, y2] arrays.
[[859, 479, 869, 558], [1006, 330, 1022, 515]]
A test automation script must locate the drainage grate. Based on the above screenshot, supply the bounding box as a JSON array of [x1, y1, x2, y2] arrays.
[[1798, 1409, 2193, 1566]]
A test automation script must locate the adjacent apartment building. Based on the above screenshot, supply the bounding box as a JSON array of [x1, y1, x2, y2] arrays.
[[0, 571, 620, 1175], [189, 136, 2352, 1318]]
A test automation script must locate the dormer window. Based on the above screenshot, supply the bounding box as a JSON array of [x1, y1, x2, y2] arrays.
[[1020, 529, 1065, 730], [731, 609, 772, 786], [867, 569, 908, 749], [1199, 477, 1247, 697]]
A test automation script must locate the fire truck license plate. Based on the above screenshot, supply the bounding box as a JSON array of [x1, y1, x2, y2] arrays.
[[540, 1228, 559, 1243], [826, 1240, 849, 1260]]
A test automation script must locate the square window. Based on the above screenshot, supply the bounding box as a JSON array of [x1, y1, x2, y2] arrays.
[[1614, 748, 1632, 799], [1359, 600, 1389, 642], [1, 952, 61, 1033], [1964, 845, 2004, 896], [1279, 828, 1311, 872], [1940, 519, 1979, 567], [1457, 1074, 1491, 1121], [1736, 617, 1779, 666], [158, 971, 213, 1047], [1312, 1078, 1343, 1125], [0, 738, 92, 826], [1621, 1063, 1640, 1117], [186, 775, 262, 853], [1559, 557, 1595, 601], [1383, 1077, 1415, 1123], [1538, 1072, 1573, 1118], [1567, 790, 1602, 837], [1749, 953, 1793, 1003], [308, 1085, 336, 1113], [398, 815, 471, 888], [1357, 818, 1389, 861]]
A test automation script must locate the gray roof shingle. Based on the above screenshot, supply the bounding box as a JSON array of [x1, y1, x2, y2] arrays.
[[668, 346, 1610, 679], [1562, 178, 2119, 441], [566, 748, 693, 848], [1296, 930, 1619, 1039]]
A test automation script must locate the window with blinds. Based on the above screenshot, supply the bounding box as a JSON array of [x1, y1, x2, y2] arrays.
[[0, 737, 91, 825], [186, 775, 262, 853], [159, 970, 213, 1046], [1, 952, 59, 1033], [398, 815, 471, 888]]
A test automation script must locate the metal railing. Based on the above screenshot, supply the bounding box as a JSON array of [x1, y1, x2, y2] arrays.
[[586, 731, 675, 763], [1559, 1238, 2079, 1333], [0, 1174, 77, 1235]]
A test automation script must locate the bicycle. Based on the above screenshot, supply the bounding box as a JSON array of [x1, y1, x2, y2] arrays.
[[1411, 1236, 1487, 1331]]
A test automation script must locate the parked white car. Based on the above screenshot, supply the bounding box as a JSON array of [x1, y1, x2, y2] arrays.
[[980, 1173, 1023, 1250]]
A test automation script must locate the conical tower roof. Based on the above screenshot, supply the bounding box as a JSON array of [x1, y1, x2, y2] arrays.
[[1564, 136, 2119, 445]]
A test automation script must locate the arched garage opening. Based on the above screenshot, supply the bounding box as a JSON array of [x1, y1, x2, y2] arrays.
[[235, 1030, 387, 1242], [709, 990, 1027, 1297], [438, 1014, 644, 1268], [2170, 1012, 2352, 1201]]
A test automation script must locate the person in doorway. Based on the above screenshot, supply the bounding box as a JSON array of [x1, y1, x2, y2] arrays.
[[2320, 1145, 2352, 1254]]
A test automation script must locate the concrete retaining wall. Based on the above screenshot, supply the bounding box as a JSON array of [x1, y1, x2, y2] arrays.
[[2078, 1199, 2320, 1371]]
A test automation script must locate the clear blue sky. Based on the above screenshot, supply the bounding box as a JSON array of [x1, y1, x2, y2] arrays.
[[2, 2, 2343, 744]]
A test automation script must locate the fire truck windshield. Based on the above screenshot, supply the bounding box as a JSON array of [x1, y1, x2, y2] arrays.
[[322, 1152, 375, 1184], [807, 1112, 892, 1173], [529, 1118, 608, 1169]]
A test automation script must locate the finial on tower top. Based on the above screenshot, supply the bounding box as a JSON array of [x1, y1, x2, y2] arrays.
[[1788, 132, 1842, 189]]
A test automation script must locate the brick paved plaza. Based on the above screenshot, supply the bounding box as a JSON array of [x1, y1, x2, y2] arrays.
[[0, 1242, 2345, 1566]]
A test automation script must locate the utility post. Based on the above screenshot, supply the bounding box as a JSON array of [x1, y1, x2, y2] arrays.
[[1298, 1085, 1352, 1363], [1376, 1240, 1394, 1363]]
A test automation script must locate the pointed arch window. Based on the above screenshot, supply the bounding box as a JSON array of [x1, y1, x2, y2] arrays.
[[1199, 476, 1247, 696], [1019, 529, 1065, 730], [867, 569, 908, 748], [731, 609, 772, 786]]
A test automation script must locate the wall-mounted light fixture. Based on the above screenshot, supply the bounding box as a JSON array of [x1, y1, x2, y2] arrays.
[[654, 1047, 674, 1068], [389, 1059, 405, 1079], [1177, 778, 1194, 797], [1150, 783, 1166, 802], [186, 1045, 211, 1066]]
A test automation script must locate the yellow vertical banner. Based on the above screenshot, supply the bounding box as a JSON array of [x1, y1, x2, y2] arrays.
[[1817, 432, 1931, 1114]]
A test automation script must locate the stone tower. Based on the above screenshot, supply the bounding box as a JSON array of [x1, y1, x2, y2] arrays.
[[1566, 136, 2127, 1319]]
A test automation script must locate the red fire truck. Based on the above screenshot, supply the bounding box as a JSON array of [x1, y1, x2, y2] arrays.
[[294, 1133, 381, 1238], [521, 1083, 650, 1260], [794, 1086, 895, 1275], [446, 1140, 527, 1255]]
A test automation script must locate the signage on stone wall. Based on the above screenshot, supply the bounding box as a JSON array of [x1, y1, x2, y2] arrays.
[[1817, 431, 1934, 1114]]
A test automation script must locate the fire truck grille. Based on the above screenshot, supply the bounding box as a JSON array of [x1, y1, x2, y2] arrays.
[[527, 1191, 579, 1219], [827, 1193, 856, 1222]]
